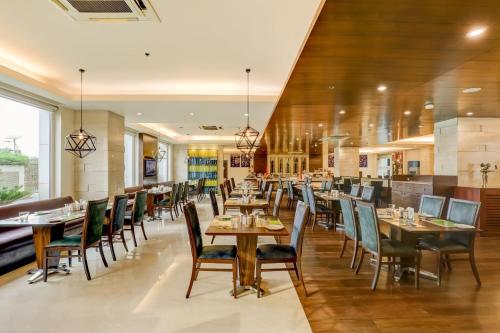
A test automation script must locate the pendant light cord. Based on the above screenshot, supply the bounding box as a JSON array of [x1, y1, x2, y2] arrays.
[[79, 68, 84, 131], [246, 68, 250, 127]]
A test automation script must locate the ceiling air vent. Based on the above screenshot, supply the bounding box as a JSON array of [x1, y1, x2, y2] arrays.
[[51, 0, 160, 22], [199, 125, 223, 131]]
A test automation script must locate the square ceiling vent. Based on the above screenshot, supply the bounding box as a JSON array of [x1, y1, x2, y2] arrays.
[[199, 125, 223, 131], [51, 0, 160, 22]]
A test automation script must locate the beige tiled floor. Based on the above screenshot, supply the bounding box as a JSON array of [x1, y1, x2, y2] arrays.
[[0, 198, 311, 333]]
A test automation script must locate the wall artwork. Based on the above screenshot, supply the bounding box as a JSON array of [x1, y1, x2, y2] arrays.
[[359, 154, 368, 168], [230, 154, 241, 167], [241, 154, 251, 167], [328, 154, 334, 168]]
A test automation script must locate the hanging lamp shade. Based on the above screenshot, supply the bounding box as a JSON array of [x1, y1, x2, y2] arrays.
[[235, 68, 259, 156], [65, 69, 97, 158], [153, 126, 167, 162]]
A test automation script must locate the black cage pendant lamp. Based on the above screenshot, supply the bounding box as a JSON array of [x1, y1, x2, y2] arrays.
[[235, 68, 259, 157], [65, 69, 97, 158], [153, 125, 167, 162]]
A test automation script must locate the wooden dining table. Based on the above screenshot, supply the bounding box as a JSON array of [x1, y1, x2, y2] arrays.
[[146, 188, 171, 217], [229, 189, 262, 197], [223, 198, 269, 214], [0, 200, 133, 283], [205, 215, 289, 295]]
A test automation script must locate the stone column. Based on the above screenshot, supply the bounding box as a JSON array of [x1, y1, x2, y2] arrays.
[[74, 110, 125, 200], [334, 145, 359, 177], [434, 117, 500, 187]]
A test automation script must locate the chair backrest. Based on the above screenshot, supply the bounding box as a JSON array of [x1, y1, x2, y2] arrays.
[[301, 184, 309, 206], [370, 180, 383, 201], [340, 198, 357, 240], [265, 184, 274, 203], [288, 181, 294, 200], [219, 183, 227, 203], [183, 201, 203, 260], [419, 195, 446, 218], [231, 177, 236, 189], [343, 178, 352, 193], [82, 197, 108, 247], [176, 182, 184, 203], [350, 184, 361, 197], [201, 178, 207, 194], [209, 190, 219, 217], [445, 198, 481, 246], [110, 194, 129, 233], [306, 185, 317, 215], [133, 190, 147, 222], [273, 188, 284, 217], [225, 179, 232, 194], [289, 201, 310, 259], [170, 183, 178, 206], [325, 180, 333, 192], [183, 181, 189, 201], [356, 201, 380, 254], [361, 185, 375, 202], [320, 180, 327, 192]]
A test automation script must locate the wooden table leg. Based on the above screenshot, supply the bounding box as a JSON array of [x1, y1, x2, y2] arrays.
[[236, 235, 258, 286], [147, 194, 154, 217], [32, 226, 52, 269]]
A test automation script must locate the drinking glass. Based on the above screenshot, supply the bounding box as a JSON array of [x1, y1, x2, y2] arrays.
[[64, 204, 72, 216], [19, 211, 30, 222], [231, 215, 240, 229]]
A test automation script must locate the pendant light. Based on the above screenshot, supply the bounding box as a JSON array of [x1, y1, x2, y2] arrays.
[[184, 133, 191, 164], [65, 69, 97, 158], [235, 68, 259, 157], [153, 124, 167, 162]]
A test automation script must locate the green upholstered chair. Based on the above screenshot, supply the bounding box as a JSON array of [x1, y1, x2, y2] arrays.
[[355, 201, 420, 290], [102, 194, 129, 261], [360, 185, 375, 202], [325, 180, 333, 192], [182, 181, 189, 204], [320, 180, 327, 193], [419, 195, 446, 218], [209, 190, 219, 245], [154, 183, 177, 221], [307, 185, 335, 231], [124, 190, 148, 247], [272, 188, 284, 218], [183, 201, 238, 298], [231, 177, 236, 189], [300, 184, 309, 206], [176, 182, 184, 214], [350, 184, 361, 197], [256, 201, 310, 298], [339, 198, 360, 269], [418, 198, 481, 286], [43, 198, 109, 281]]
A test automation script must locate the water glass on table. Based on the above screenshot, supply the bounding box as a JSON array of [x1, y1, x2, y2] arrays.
[[18, 211, 30, 222]]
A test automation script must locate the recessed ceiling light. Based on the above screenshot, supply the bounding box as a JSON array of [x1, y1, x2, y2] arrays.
[[296, 137, 300, 141], [404, 110, 412, 115], [305, 132, 309, 135], [189, 112, 194, 116], [377, 85, 387, 92], [418, 125, 424, 128], [328, 85, 335, 90], [244, 113, 249, 117], [466, 112, 474, 116], [339, 110, 346, 114], [369, 123, 375, 127], [318, 123, 323, 127], [137, 112, 142, 116], [466, 26, 487, 39], [463, 87, 482, 94], [424, 101, 434, 110]]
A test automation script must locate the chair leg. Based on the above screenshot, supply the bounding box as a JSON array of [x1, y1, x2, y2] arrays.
[[140, 221, 148, 240], [340, 235, 348, 258], [292, 261, 300, 279], [232, 260, 238, 299], [194, 262, 201, 280], [43, 248, 49, 282], [371, 256, 382, 291], [436, 252, 442, 287], [68, 250, 72, 267], [415, 251, 421, 289], [186, 262, 197, 298], [98, 241, 108, 267], [120, 230, 128, 252], [170, 206, 175, 221], [82, 249, 92, 281], [469, 251, 482, 286], [130, 225, 138, 247], [351, 239, 359, 269], [311, 215, 317, 231], [109, 236, 117, 261], [210, 236, 216, 244], [445, 254, 452, 271], [256, 261, 262, 298], [355, 248, 365, 274], [296, 260, 308, 297]]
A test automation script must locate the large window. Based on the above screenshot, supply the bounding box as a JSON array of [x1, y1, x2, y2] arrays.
[[158, 141, 169, 182], [0, 96, 52, 206], [124, 130, 138, 187]]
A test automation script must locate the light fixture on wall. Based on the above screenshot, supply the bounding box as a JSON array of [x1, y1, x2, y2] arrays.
[[184, 134, 191, 164], [235, 68, 259, 157], [153, 125, 167, 162], [65, 69, 97, 158]]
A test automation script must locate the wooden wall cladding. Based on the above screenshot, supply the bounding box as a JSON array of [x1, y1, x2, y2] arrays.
[[454, 187, 500, 237]]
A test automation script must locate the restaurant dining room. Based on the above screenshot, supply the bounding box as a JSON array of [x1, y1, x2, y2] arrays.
[[1, 1, 500, 332]]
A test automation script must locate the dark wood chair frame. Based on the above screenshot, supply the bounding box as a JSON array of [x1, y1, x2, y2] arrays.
[[124, 190, 148, 247], [102, 194, 129, 261]]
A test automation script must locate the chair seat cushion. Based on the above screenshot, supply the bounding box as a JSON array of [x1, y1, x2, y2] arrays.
[[418, 237, 468, 252], [155, 199, 172, 206], [380, 239, 416, 257], [317, 204, 334, 214], [199, 245, 237, 260], [256, 244, 296, 260], [46, 235, 81, 247]]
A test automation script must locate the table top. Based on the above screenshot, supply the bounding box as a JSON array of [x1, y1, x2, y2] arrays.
[[230, 189, 262, 196], [224, 198, 269, 208], [376, 208, 479, 234], [205, 215, 289, 236], [147, 188, 172, 195], [293, 183, 322, 191]]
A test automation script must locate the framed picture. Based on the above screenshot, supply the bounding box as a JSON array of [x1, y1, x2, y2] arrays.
[[359, 154, 368, 168], [230, 154, 241, 167], [241, 154, 251, 167], [328, 154, 334, 168]]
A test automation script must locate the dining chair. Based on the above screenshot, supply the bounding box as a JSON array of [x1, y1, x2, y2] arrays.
[[355, 201, 420, 290], [265, 184, 274, 205], [124, 190, 148, 247], [219, 183, 227, 204], [154, 183, 178, 221], [231, 177, 236, 189], [182, 180, 189, 205], [417, 198, 481, 286], [272, 188, 284, 218], [343, 178, 352, 194], [339, 198, 360, 269], [300, 184, 309, 206], [255, 201, 310, 297], [43, 198, 109, 281], [350, 184, 361, 197], [176, 182, 184, 214], [320, 180, 327, 193], [102, 194, 129, 261], [360, 185, 375, 202], [209, 190, 219, 244], [325, 180, 333, 192], [307, 185, 335, 231], [419, 194, 446, 218], [183, 201, 238, 298], [370, 180, 384, 207]]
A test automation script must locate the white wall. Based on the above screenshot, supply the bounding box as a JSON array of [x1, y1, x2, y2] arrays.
[[54, 107, 75, 198], [434, 118, 458, 176], [359, 154, 377, 177], [172, 144, 188, 182]]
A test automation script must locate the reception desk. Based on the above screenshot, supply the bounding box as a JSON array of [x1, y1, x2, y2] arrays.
[[454, 187, 500, 236]]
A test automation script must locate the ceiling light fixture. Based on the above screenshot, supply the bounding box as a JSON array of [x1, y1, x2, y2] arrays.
[[377, 85, 387, 92], [189, 112, 195, 116], [466, 26, 487, 38], [466, 112, 474, 116], [65, 69, 97, 159], [234, 68, 259, 157], [244, 113, 249, 117], [404, 110, 412, 115], [369, 123, 375, 127], [153, 125, 167, 162], [339, 110, 346, 114], [462, 87, 482, 94], [328, 85, 335, 90], [424, 101, 434, 110], [137, 112, 143, 116], [318, 123, 323, 127]]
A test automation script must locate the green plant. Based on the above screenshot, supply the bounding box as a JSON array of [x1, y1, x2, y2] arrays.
[[0, 149, 30, 166], [0, 186, 31, 205]]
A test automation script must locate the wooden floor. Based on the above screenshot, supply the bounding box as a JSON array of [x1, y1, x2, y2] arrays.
[[277, 202, 500, 333]]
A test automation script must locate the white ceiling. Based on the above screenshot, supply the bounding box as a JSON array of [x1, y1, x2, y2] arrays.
[[0, 0, 324, 142]]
